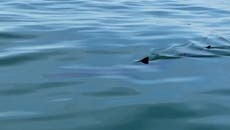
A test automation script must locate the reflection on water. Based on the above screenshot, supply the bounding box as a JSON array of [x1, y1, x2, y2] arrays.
[[0, 0, 230, 130]]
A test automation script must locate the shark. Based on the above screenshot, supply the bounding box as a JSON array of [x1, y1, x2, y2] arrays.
[[138, 43, 230, 64]]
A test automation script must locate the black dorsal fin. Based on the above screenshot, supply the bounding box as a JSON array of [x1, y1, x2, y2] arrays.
[[206, 45, 212, 49], [139, 56, 149, 64]]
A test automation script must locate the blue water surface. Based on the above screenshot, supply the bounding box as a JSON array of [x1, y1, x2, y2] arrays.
[[0, 0, 230, 130]]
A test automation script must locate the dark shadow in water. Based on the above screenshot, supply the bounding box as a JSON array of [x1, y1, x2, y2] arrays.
[[0, 32, 36, 40], [1, 102, 230, 130], [0, 81, 82, 96], [73, 102, 230, 130], [202, 89, 230, 96], [82, 87, 139, 97]]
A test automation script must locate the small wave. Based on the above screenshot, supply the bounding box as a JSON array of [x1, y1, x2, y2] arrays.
[[74, 102, 229, 130], [49, 64, 158, 79], [101, 76, 201, 85], [0, 81, 80, 96], [83, 87, 139, 97], [0, 44, 74, 66], [0, 111, 40, 119]]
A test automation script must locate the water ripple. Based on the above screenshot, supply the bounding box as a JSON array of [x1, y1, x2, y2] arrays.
[[0, 81, 81, 96], [83, 87, 140, 97], [0, 111, 39, 118], [0, 44, 74, 66], [1, 0, 230, 130], [142, 35, 230, 63], [0, 32, 35, 40]]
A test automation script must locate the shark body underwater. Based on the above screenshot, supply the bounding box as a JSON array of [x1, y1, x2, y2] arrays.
[[138, 42, 230, 64]]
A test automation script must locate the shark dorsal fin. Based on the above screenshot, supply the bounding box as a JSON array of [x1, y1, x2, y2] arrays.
[[206, 45, 212, 49], [139, 56, 149, 64]]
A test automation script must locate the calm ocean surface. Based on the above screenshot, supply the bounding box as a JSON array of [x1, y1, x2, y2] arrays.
[[0, 0, 230, 130]]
